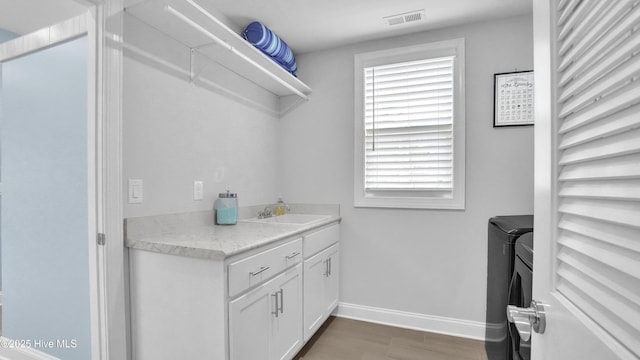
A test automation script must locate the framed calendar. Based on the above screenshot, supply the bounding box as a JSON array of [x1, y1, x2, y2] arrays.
[[493, 70, 534, 127]]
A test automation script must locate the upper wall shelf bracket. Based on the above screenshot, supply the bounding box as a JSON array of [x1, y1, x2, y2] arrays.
[[188, 46, 214, 83], [125, 0, 312, 101]]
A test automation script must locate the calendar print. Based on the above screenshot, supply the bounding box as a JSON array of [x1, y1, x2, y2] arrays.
[[494, 71, 534, 126]]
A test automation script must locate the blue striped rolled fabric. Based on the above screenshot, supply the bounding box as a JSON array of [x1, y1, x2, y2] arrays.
[[243, 21, 298, 77]]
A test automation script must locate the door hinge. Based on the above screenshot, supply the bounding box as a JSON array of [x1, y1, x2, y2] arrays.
[[97, 233, 106, 246]]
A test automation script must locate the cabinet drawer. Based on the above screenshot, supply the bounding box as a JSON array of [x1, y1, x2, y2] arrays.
[[228, 238, 302, 297], [303, 224, 339, 258]]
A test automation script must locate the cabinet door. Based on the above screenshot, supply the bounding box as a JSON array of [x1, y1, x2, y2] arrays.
[[303, 249, 327, 341], [324, 244, 339, 314], [229, 280, 274, 360], [271, 263, 303, 360]]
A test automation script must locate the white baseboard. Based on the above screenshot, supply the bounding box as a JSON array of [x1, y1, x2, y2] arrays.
[[0, 337, 60, 360], [335, 302, 486, 341]]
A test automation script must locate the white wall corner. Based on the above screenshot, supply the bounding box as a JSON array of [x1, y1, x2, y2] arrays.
[[335, 302, 486, 341], [0, 337, 61, 360]]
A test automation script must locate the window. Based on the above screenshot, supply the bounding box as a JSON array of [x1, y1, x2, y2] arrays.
[[354, 39, 465, 209]]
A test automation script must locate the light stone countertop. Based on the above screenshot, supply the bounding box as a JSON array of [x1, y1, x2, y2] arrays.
[[124, 204, 341, 261]]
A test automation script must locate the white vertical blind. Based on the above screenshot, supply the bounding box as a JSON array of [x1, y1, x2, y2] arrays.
[[364, 57, 454, 191], [555, 0, 640, 357]]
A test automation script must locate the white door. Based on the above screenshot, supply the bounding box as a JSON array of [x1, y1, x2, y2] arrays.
[[271, 263, 303, 360], [0, 11, 109, 360], [324, 244, 339, 314], [229, 279, 273, 360], [531, 1, 640, 359], [303, 249, 328, 341]]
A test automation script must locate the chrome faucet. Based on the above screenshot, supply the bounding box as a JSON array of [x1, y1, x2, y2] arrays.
[[258, 205, 275, 219], [257, 200, 290, 218]]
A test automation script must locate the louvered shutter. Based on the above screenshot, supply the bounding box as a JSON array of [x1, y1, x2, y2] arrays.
[[555, 0, 640, 356], [364, 57, 454, 192]]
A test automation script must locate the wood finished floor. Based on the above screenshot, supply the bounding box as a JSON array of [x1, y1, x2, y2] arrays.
[[294, 317, 487, 360]]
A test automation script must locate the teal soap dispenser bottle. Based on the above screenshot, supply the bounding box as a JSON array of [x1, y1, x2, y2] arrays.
[[215, 190, 238, 225]]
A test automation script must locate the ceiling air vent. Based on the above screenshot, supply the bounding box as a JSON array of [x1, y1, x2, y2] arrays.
[[384, 9, 426, 26]]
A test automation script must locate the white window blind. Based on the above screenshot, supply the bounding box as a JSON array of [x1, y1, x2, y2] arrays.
[[364, 57, 454, 192], [555, 0, 640, 357], [354, 39, 464, 209]]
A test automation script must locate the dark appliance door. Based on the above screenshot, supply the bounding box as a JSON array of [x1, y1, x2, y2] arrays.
[[485, 215, 533, 360], [508, 233, 534, 360]]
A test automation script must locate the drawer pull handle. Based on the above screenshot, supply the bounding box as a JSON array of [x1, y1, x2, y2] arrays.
[[250, 266, 270, 276], [286, 252, 301, 259], [271, 292, 279, 317], [324, 257, 333, 277], [272, 289, 284, 317], [324, 259, 330, 277]]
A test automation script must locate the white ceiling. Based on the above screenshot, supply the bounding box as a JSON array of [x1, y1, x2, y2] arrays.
[[0, 0, 532, 54], [0, 0, 89, 35], [210, 0, 533, 53]]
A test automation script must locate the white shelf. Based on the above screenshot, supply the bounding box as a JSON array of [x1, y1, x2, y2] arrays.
[[124, 0, 312, 99]]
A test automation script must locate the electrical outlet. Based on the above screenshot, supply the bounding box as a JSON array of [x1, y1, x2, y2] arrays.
[[194, 181, 204, 200]]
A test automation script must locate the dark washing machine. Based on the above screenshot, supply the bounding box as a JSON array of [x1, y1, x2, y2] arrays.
[[485, 215, 533, 360], [508, 232, 534, 360]]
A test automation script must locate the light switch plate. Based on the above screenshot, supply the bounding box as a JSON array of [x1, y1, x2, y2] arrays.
[[128, 179, 143, 204], [194, 181, 204, 201]]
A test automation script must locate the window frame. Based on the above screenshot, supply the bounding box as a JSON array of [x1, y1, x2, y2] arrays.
[[354, 38, 466, 210]]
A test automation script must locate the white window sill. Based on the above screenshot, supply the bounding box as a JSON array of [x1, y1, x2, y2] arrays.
[[354, 194, 465, 210]]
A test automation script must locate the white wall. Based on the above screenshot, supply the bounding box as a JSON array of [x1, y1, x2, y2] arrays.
[[280, 15, 534, 333], [122, 12, 534, 337], [123, 16, 281, 218]]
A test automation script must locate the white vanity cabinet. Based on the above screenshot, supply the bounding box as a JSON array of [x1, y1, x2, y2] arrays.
[[127, 214, 340, 360], [228, 224, 341, 359], [228, 256, 303, 360], [302, 225, 340, 341]]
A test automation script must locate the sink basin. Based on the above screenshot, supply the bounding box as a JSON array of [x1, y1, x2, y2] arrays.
[[242, 214, 332, 225]]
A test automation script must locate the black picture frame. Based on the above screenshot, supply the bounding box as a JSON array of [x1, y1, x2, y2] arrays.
[[493, 70, 534, 127]]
